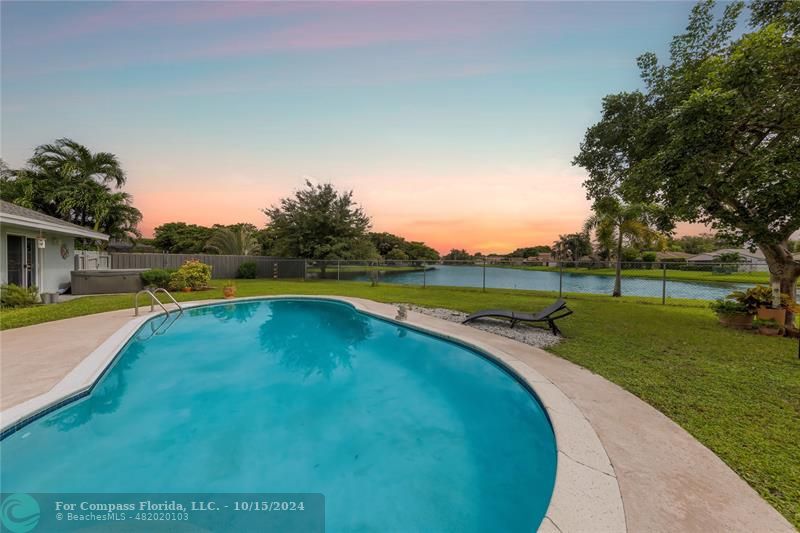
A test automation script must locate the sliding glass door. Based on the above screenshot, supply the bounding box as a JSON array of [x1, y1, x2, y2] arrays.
[[5, 235, 37, 288]]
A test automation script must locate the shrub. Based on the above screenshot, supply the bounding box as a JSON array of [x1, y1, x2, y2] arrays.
[[1, 284, 39, 308], [709, 299, 749, 316], [170, 259, 212, 290], [141, 269, 174, 288], [641, 251, 657, 263], [168, 271, 188, 291], [621, 247, 640, 262], [236, 261, 257, 279]]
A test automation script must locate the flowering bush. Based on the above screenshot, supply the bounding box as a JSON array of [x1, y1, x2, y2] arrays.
[[169, 260, 211, 290]]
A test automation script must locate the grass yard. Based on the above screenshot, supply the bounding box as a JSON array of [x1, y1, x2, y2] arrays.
[[509, 264, 771, 284], [1, 279, 798, 526]]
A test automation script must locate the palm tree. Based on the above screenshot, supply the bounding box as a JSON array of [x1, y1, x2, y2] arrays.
[[4, 139, 141, 241], [29, 138, 126, 188], [91, 191, 143, 239], [583, 197, 663, 297], [205, 225, 261, 255]]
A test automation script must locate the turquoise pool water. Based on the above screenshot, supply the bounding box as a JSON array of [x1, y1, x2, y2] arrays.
[[1, 299, 557, 532]]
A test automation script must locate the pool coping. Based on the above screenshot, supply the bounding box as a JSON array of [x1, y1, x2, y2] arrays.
[[0, 295, 626, 532]]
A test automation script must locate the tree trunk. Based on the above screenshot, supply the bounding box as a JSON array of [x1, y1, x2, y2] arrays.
[[613, 231, 623, 297], [759, 242, 799, 334]]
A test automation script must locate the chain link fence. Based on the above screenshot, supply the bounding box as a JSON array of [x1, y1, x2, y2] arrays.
[[109, 253, 782, 304], [302, 258, 778, 303]]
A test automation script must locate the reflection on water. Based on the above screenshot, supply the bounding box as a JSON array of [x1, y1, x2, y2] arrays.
[[45, 342, 145, 431], [188, 301, 261, 323], [259, 300, 371, 378]]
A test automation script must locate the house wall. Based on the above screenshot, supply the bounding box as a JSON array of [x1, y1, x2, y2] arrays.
[[0, 223, 76, 293]]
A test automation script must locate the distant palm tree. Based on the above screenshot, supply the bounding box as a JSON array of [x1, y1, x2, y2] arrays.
[[584, 197, 662, 297], [205, 226, 261, 255]]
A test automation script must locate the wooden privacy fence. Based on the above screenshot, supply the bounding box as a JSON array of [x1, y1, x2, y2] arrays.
[[109, 253, 305, 279]]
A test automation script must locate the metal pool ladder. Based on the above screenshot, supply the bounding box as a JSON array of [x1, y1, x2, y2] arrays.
[[134, 288, 184, 339]]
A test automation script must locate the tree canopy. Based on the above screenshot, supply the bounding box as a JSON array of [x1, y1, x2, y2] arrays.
[[369, 232, 440, 261], [153, 222, 214, 253], [442, 249, 472, 261], [574, 0, 800, 326], [262, 181, 376, 260], [508, 245, 552, 257]]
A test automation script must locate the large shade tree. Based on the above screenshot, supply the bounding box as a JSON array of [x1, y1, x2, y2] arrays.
[[1, 139, 142, 240], [263, 181, 377, 271], [574, 0, 800, 329]]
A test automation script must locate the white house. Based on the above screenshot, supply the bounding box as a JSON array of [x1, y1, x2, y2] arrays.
[[0, 200, 108, 294], [687, 248, 768, 271]]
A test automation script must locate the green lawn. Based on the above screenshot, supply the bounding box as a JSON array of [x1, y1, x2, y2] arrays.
[[506, 264, 770, 284], [1, 279, 797, 526]]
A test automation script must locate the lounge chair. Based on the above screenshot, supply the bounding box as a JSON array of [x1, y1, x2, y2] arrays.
[[462, 299, 573, 336]]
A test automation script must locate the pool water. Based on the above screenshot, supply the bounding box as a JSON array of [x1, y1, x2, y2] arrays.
[[1, 299, 557, 532]]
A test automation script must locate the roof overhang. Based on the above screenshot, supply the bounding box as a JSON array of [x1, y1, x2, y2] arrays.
[[0, 213, 109, 241]]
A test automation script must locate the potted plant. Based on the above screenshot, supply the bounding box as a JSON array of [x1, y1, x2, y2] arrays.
[[727, 286, 791, 324], [754, 318, 783, 337], [709, 299, 753, 329], [223, 283, 236, 299]]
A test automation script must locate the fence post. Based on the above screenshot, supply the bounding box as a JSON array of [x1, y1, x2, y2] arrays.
[[337, 261, 340, 281], [662, 262, 667, 304], [559, 261, 563, 297], [303, 260, 307, 281], [423, 263, 426, 288], [482, 257, 486, 292]]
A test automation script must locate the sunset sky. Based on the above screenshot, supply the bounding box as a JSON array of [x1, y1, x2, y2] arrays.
[[2, 1, 706, 253]]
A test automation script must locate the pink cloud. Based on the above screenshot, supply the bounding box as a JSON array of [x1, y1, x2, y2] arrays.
[[17, 2, 313, 47], [201, 5, 521, 58]]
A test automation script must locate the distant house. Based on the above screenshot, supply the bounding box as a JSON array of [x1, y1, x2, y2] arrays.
[[524, 252, 555, 266], [108, 238, 156, 253], [655, 251, 693, 262], [0, 200, 109, 294], [687, 248, 767, 271]]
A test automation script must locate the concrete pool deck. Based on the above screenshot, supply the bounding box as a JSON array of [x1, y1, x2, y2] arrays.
[[0, 296, 794, 533]]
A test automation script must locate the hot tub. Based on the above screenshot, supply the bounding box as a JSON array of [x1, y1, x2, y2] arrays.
[[70, 269, 146, 295]]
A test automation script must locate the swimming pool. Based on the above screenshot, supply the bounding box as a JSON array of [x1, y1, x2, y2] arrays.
[[0, 299, 557, 532]]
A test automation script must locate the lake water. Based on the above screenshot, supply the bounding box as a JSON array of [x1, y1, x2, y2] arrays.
[[346, 265, 753, 301]]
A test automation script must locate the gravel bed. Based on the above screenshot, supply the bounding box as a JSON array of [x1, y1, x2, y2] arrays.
[[393, 304, 561, 349]]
